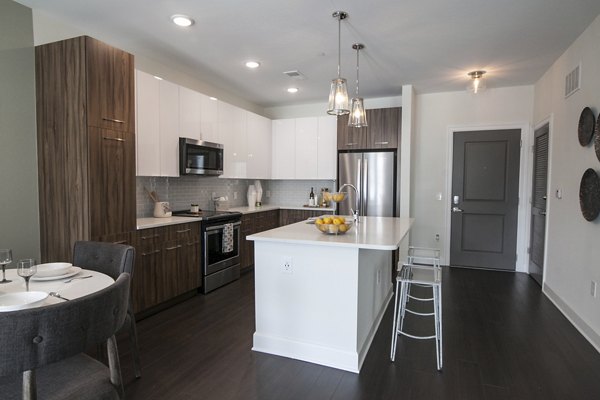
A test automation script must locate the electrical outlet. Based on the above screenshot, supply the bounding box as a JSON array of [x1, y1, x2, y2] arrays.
[[212, 192, 216, 199], [233, 191, 238, 200], [266, 190, 271, 198], [435, 234, 440, 241], [282, 256, 293, 274], [591, 281, 597, 298]]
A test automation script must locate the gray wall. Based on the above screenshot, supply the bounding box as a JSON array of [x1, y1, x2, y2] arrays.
[[0, 0, 40, 262]]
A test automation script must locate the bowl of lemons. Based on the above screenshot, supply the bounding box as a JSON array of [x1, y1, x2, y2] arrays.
[[314, 216, 353, 235], [323, 191, 347, 203]]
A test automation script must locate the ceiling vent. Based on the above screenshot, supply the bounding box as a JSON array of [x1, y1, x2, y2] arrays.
[[564, 63, 581, 98], [283, 70, 307, 80]]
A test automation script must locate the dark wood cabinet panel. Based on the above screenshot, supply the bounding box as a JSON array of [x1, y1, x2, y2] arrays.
[[279, 209, 330, 226], [337, 107, 401, 151], [35, 36, 135, 262], [240, 210, 280, 270], [88, 127, 136, 238], [85, 36, 135, 133], [131, 223, 201, 314]]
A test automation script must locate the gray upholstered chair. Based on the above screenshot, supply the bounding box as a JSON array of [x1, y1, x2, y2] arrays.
[[0, 273, 131, 400], [73, 241, 141, 378]]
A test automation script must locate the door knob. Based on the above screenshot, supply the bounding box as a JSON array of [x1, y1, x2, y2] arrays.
[[452, 207, 463, 213], [540, 211, 547, 216]]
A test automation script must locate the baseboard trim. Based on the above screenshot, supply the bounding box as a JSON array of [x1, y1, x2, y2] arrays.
[[543, 283, 600, 353]]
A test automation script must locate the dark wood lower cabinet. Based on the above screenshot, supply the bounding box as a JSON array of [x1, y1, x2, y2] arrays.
[[279, 208, 332, 226], [130, 222, 201, 314], [240, 210, 279, 270]]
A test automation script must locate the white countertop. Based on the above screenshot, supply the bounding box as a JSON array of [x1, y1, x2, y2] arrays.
[[248, 216, 414, 250], [137, 204, 336, 229], [137, 216, 201, 230], [229, 205, 335, 214]]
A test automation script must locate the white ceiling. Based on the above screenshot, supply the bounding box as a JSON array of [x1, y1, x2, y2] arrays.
[[16, 0, 600, 108]]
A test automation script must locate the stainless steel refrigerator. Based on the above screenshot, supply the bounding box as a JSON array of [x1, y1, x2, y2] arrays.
[[338, 151, 396, 217]]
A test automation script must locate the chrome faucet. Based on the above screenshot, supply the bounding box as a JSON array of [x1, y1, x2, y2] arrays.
[[339, 183, 360, 223]]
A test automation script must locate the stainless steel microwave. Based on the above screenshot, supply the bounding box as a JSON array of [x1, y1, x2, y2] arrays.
[[179, 138, 224, 176]]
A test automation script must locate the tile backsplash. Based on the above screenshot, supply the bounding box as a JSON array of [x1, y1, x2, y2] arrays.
[[136, 177, 335, 217]]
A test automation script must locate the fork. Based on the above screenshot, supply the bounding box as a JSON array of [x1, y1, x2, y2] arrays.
[[49, 292, 70, 301], [62, 275, 93, 284]]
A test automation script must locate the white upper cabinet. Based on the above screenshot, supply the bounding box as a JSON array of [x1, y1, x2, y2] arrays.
[[135, 70, 160, 176], [271, 119, 296, 179], [317, 116, 338, 179], [271, 116, 337, 180], [247, 112, 272, 179], [159, 80, 180, 177], [294, 117, 319, 179], [200, 94, 219, 143], [219, 101, 247, 178], [179, 86, 202, 141]]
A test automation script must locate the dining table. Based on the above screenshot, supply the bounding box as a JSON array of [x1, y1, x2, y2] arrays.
[[0, 267, 114, 310]]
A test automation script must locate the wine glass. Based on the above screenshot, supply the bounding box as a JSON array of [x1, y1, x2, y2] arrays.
[[0, 249, 12, 284], [17, 259, 37, 292]]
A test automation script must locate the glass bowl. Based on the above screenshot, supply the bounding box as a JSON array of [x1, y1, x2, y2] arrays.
[[323, 191, 347, 203]]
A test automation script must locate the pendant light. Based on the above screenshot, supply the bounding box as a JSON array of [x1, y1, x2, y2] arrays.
[[467, 70, 486, 94], [349, 43, 368, 127], [327, 11, 350, 116]]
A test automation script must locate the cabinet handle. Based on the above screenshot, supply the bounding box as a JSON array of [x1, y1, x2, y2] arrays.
[[346, 142, 357, 146], [165, 245, 183, 251], [141, 249, 161, 256], [103, 137, 125, 142], [374, 141, 389, 145], [141, 234, 159, 240], [102, 117, 125, 124], [176, 229, 191, 234]]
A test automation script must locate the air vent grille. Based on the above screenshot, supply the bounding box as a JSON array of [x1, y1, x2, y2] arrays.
[[283, 70, 307, 80], [564, 64, 580, 98]]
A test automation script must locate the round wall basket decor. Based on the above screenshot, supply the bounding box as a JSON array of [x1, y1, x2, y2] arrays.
[[579, 168, 600, 221], [578, 107, 595, 146], [595, 113, 600, 162]]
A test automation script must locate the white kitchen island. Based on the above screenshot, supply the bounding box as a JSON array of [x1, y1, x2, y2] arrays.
[[247, 216, 413, 373]]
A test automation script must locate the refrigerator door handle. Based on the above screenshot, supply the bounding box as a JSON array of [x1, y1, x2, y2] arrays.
[[363, 158, 368, 216], [357, 157, 362, 216]]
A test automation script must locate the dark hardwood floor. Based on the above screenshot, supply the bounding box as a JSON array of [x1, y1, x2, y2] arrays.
[[119, 267, 600, 400]]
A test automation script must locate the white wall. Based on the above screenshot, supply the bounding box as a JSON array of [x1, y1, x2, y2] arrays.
[[30, 9, 265, 116], [411, 86, 534, 266], [0, 0, 40, 262], [533, 14, 600, 350]]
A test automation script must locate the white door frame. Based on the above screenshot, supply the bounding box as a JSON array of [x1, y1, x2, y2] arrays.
[[443, 122, 532, 272]]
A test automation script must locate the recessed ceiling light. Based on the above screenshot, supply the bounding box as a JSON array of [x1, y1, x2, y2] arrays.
[[287, 87, 299, 94], [153, 75, 163, 80], [171, 14, 194, 27], [245, 61, 261, 69], [209, 96, 218, 101]]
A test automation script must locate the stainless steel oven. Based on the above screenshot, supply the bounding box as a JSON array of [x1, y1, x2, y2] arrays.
[[172, 210, 242, 293]]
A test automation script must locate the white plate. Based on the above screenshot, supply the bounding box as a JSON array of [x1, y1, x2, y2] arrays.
[[35, 262, 72, 277], [31, 266, 82, 281], [0, 291, 49, 311]]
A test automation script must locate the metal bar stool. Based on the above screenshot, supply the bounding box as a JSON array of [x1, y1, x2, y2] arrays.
[[390, 263, 443, 370], [405, 246, 441, 302]]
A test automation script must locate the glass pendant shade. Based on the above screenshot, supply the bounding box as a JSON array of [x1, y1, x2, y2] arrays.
[[349, 97, 367, 127], [467, 70, 486, 94], [327, 78, 350, 115]]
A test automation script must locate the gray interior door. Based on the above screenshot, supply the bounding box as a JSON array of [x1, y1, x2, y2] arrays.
[[450, 129, 521, 270], [529, 124, 549, 286]]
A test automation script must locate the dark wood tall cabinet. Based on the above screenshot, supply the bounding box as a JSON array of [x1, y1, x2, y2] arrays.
[[337, 107, 402, 150], [35, 36, 136, 262]]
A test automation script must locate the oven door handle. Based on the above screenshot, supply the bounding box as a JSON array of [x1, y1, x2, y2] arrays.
[[205, 221, 241, 232]]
